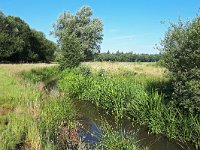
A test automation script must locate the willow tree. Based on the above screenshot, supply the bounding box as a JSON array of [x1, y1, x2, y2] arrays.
[[52, 6, 103, 63]]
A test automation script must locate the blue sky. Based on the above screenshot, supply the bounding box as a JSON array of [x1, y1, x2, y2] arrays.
[[0, 0, 199, 54]]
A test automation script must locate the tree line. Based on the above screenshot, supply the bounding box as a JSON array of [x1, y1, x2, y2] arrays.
[[0, 11, 56, 63], [0, 8, 160, 64], [94, 51, 161, 62]]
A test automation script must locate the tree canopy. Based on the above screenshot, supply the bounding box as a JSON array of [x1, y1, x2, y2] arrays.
[[52, 6, 103, 61], [0, 11, 56, 63]]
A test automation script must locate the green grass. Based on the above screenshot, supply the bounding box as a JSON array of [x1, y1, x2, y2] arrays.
[[82, 62, 166, 77], [19, 63, 200, 149], [56, 65, 199, 148], [96, 123, 147, 150], [21, 66, 60, 84], [1, 64, 143, 150], [0, 64, 76, 150]]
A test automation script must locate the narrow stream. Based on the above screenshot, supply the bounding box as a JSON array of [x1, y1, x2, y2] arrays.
[[46, 80, 195, 150]]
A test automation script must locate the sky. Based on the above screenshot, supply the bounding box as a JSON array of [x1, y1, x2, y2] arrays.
[[0, 0, 200, 54]]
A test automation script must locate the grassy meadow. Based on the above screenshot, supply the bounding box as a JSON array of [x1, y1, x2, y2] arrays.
[[83, 62, 166, 77]]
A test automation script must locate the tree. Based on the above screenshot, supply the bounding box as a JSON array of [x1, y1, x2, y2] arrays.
[[0, 15, 29, 62], [160, 17, 200, 114], [59, 34, 82, 69], [30, 29, 56, 62], [0, 11, 56, 63], [52, 6, 103, 61]]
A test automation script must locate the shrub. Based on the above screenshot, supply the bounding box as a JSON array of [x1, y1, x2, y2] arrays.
[[160, 17, 200, 114], [21, 66, 60, 83]]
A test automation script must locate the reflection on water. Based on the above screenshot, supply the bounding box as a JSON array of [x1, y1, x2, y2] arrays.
[[75, 101, 195, 150]]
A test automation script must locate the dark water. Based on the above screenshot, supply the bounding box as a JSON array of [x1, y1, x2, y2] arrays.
[[74, 101, 195, 150], [46, 81, 195, 150]]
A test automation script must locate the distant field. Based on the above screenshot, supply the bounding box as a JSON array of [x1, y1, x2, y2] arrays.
[[0, 62, 166, 77], [83, 62, 166, 77]]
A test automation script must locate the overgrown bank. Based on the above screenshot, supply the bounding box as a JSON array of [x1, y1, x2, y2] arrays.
[[0, 65, 77, 150], [1, 64, 143, 150], [22, 64, 200, 149], [58, 68, 199, 148]]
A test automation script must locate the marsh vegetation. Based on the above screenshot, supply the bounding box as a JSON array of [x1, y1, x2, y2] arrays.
[[21, 62, 199, 149], [0, 3, 199, 150]]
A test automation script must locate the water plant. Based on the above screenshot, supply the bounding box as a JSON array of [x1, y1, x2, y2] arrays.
[[19, 63, 200, 148], [57, 66, 200, 147]]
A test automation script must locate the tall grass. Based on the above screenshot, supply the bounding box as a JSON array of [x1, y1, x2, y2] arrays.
[[82, 62, 166, 77], [20, 64, 200, 148], [57, 66, 200, 148], [21, 65, 151, 149], [0, 65, 77, 150], [21, 66, 60, 84], [96, 122, 148, 150]]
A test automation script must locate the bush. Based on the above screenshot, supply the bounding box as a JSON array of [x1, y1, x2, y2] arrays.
[[160, 17, 200, 114], [21, 66, 60, 83]]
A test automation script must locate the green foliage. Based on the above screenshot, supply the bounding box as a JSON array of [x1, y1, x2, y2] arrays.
[[95, 52, 161, 62], [52, 6, 103, 61], [0, 11, 56, 63], [30, 29, 56, 62], [58, 69, 200, 146], [97, 123, 145, 150], [59, 35, 82, 69], [0, 65, 77, 149], [160, 17, 200, 114], [40, 97, 76, 149], [22, 66, 60, 83]]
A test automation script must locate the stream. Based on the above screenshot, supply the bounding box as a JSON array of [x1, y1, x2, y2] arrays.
[[46, 80, 195, 150]]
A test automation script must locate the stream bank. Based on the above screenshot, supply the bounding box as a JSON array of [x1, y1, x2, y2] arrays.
[[46, 80, 195, 150]]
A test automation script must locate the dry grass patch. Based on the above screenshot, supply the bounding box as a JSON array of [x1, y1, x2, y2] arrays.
[[82, 62, 166, 77]]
